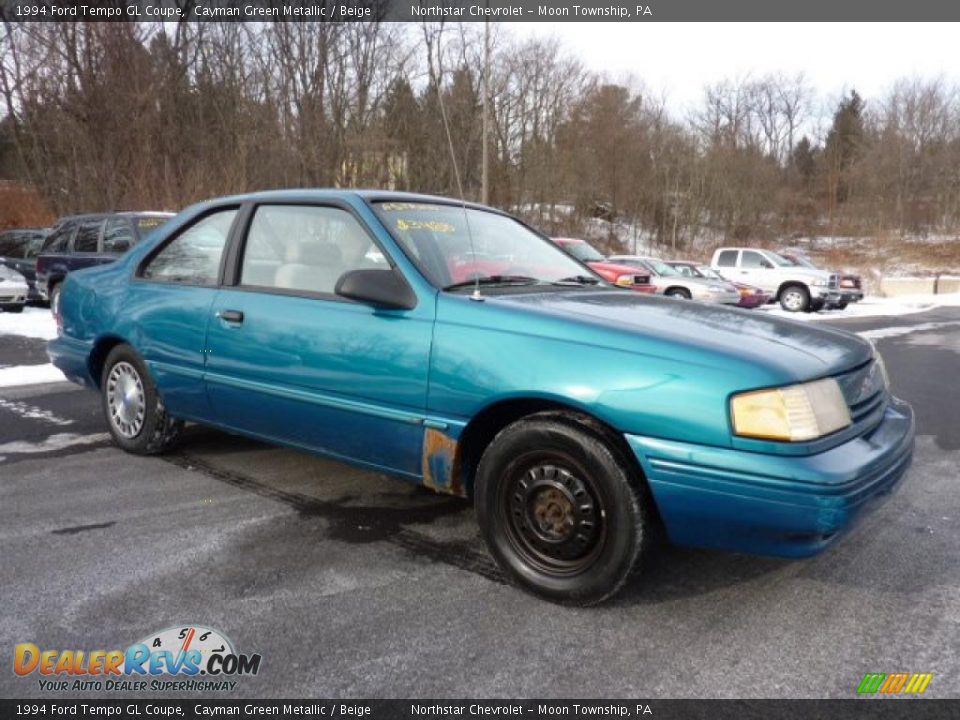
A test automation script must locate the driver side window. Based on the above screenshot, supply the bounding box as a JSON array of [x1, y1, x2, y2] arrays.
[[239, 205, 383, 295]]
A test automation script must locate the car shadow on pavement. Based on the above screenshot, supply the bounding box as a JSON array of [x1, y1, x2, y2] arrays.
[[166, 426, 801, 605]]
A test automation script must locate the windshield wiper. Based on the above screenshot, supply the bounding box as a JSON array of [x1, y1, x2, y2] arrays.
[[553, 275, 601, 286], [443, 275, 539, 291]]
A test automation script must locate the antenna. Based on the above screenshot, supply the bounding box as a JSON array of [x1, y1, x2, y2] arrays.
[[433, 26, 483, 302]]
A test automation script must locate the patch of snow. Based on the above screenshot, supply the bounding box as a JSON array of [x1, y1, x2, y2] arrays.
[[0, 432, 109, 462], [0, 397, 72, 425], [0, 306, 57, 340], [0, 363, 66, 387], [759, 293, 960, 322], [858, 321, 960, 341]]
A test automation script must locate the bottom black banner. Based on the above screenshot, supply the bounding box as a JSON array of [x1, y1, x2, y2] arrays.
[[1, 700, 957, 719]]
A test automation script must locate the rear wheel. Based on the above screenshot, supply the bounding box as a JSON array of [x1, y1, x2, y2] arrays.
[[475, 413, 651, 605], [779, 284, 810, 312], [665, 287, 692, 300], [101, 344, 183, 455]]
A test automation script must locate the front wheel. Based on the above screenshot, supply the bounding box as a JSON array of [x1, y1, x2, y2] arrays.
[[779, 285, 810, 312], [101, 344, 183, 455], [0, 304, 24, 313], [475, 413, 651, 605]]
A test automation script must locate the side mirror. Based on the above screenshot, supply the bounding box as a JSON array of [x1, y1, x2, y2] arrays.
[[761, 260, 773, 269], [335, 268, 417, 310]]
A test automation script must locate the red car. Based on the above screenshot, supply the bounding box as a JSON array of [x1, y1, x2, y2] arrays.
[[666, 260, 771, 309], [551, 237, 655, 293]]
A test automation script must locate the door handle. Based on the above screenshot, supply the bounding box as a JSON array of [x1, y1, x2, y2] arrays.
[[217, 309, 244, 324]]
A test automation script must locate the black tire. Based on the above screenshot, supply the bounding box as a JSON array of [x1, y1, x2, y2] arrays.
[[836, 298, 849, 310], [665, 287, 692, 300], [49, 283, 61, 318], [0, 304, 24, 313], [475, 412, 651, 605], [779, 284, 810, 312], [100, 344, 183, 455]]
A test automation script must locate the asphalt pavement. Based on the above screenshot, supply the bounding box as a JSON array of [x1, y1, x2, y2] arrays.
[[1, 307, 958, 699]]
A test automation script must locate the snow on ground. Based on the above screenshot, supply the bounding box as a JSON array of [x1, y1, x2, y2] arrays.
[[0, 363, 65, 387], [0, 306, 57, 340], [759, 292, 960, 322], [0, 306, 65, 386]]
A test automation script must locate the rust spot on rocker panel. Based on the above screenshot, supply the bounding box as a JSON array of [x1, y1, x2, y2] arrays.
[[421, 428, 465, 497]]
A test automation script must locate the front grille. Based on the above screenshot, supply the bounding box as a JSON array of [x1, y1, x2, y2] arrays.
[[835, 360, 888, 427]]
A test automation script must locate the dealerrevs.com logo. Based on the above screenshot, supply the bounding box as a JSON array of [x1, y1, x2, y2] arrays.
[[14, 625, 261, 692]]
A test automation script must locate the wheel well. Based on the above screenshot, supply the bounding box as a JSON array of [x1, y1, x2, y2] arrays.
[[776, 281, 808, 300], [87, 336, 127, 389], [665, 286, 690, 296], [456, 398, 646, 499]]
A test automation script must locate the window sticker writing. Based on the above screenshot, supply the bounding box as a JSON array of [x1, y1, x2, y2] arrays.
[[395, 218, 456, 233]]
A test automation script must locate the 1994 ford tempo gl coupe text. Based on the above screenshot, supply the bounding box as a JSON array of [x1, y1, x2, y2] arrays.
[[48, 190, 915, 604]]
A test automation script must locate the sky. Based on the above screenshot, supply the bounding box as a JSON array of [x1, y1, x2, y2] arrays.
[[513, 22, 960, 119]]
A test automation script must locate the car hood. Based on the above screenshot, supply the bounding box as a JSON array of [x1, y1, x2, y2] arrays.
[[486, 289, 872, 381], [586, 260, 649, 277]]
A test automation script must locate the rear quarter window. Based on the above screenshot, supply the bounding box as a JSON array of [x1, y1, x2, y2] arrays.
[[716, 250, 738, 267]]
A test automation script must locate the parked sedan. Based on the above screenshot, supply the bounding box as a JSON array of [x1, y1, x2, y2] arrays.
[[0, 227, 49, 303], [50, 190, 915, 605], [666, 260, 771, 309], [551, 238, 655, 293], [608, 255, 741, 304], [0, 264, 29, 313]]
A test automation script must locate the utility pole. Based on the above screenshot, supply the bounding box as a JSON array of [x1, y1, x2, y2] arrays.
[[481, 18, 490, 205]]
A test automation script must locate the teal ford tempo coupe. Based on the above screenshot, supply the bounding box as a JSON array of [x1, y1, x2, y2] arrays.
[[48, 190, 915, 604]]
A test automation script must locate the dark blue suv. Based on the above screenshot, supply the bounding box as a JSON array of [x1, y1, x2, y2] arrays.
[[36, 212, 173, 314]]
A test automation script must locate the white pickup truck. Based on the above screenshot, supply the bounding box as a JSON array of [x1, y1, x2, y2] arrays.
[[710, 247, 840, 312]]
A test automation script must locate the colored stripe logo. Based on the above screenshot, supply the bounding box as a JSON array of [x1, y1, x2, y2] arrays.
[[857, 672, 933, 694]]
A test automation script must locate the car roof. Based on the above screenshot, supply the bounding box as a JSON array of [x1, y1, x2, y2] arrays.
[[53, 211, 174, 223], [192, 188, 504, 213]]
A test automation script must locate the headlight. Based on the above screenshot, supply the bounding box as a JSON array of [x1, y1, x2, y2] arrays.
[[730, 378, 851, 441], [615, 274, 634, 286], [870, 343, 890, 389], [811, 278, 828, 287], [707, 285, 726, 293]]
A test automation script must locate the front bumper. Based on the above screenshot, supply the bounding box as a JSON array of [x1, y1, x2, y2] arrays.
[[695, 290, 742, 305], [626, 398, 915, 557], [0, 287, 28, 307]]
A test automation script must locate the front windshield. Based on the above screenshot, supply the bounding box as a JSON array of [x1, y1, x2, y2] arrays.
[[372, 202, 597, 289], [563, 241, 605, 263], [696, 265, 724, 280], [768, 251, 795, 267], [646, 259, 681, 277], [783, 254, 816, 269]]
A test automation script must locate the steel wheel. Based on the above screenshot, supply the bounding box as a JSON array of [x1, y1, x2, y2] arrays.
[[781, 287, 808, 312], [106, 361, 146, 438], [500, 458, 606, 576]]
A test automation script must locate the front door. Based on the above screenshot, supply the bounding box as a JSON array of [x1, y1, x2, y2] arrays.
[[204, 203, 434, 478], [738, 250, 775, 293]]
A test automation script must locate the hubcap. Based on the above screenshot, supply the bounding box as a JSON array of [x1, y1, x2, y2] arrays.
[[784, 290, 803, 310], [503, 462, 604, 574], [106, 361, 145, 438]]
